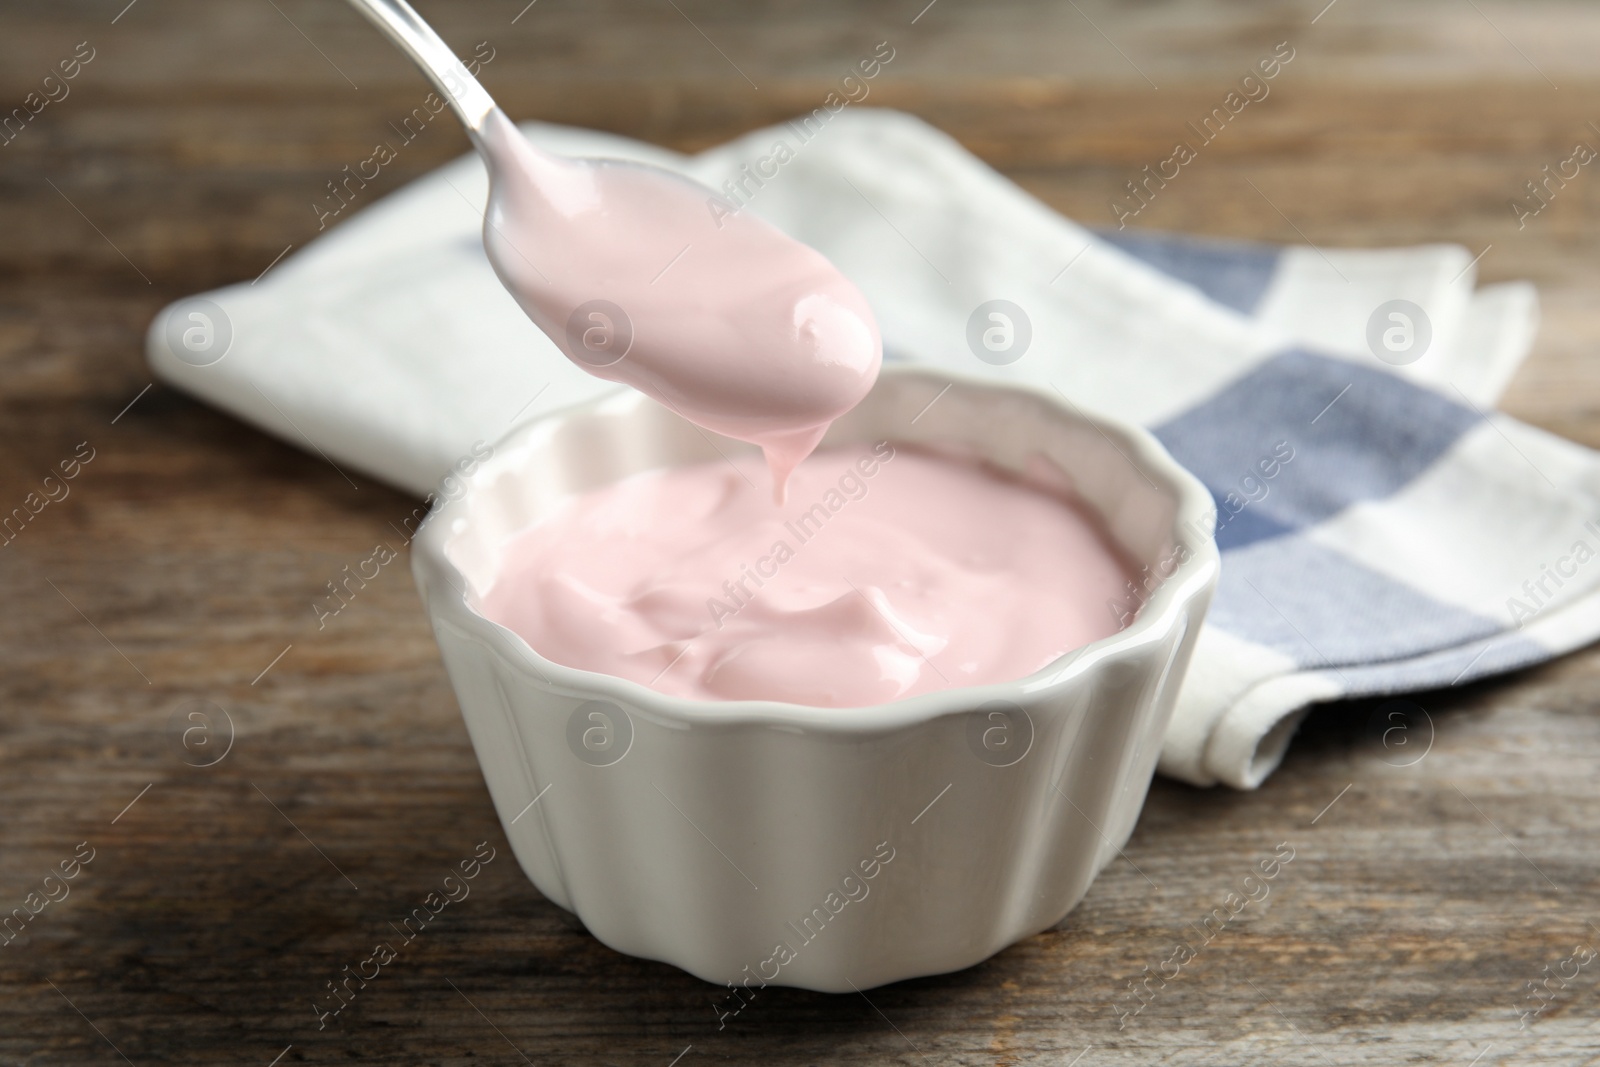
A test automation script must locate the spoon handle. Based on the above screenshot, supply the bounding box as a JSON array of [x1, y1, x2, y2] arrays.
[[343, 0, 498, 137]]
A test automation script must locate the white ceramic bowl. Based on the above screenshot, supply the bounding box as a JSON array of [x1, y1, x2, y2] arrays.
[[411, 366, 1219, 993]]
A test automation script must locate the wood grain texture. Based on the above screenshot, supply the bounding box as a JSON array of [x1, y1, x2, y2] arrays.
[[1, 1, 1598, 1063]]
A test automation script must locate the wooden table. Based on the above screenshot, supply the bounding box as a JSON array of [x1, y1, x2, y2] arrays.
[[2, 1, 1597, 1063]]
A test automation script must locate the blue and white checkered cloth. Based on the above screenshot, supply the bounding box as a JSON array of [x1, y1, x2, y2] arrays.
[[149, 110, 1600, 788]]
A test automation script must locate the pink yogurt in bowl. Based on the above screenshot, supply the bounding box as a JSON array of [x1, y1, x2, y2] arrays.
[[473, 440, 1142, 708], [410, 365, 1219, 992]]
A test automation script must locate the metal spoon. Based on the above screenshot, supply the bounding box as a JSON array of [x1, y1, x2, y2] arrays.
[[342, 0, 882, 497]]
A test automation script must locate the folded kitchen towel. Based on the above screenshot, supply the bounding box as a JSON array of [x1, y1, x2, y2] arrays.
[[147, 108, 1600, 789]]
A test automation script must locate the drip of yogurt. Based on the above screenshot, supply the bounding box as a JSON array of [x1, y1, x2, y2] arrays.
[[477, 444, 1140, 707], [477, 110, 882, 500]]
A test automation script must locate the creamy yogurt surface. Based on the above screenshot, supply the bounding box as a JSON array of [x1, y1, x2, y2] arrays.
[[476, 443, 1139, 707], [478, 110, 881, 500]]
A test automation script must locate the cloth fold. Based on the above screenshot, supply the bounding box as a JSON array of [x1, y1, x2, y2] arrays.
[[147, 108, 1600, 788]]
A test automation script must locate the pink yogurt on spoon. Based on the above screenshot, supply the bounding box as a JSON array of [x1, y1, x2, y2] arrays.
[[476, 443, 1140, 707], [477, 109, 881, 500]]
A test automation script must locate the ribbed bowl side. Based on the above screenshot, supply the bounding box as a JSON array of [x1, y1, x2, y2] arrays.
[[427, 590, 1204, 992]]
